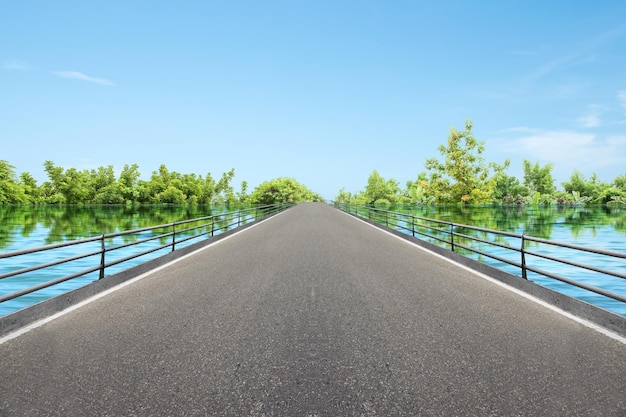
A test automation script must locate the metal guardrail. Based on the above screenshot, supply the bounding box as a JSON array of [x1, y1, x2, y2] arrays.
[[0, 204, 291, 306], [336, 203, 626, 306]]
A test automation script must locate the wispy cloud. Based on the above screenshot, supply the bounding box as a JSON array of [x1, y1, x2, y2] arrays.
[[495, 128, 626, 180], [52, 70, 115, 86], [3, 59, 30, 70], [521, 24, 626, 88], [577, 104, 604, 128]]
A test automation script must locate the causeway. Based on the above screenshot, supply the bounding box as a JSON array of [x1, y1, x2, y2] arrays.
[[1, 203, 624, 416]]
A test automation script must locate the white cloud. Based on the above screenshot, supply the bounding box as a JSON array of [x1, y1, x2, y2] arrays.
[[578, 114, 600, 128], [577, 104, 603, 128], [3, 59, 30, 70], [607, 134, 626, 147], [496, 129, 626, 181], [52, 70, 115, 86]]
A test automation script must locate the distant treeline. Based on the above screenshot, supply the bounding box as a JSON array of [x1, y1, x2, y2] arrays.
[[336, 120, 626, 206], [0, 160, 323, 205]]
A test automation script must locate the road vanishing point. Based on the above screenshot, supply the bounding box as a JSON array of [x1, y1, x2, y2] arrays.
[[1, 203, 625, 416]]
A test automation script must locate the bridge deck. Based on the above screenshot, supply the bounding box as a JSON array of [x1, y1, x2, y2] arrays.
[[1, 203, 624, 416]]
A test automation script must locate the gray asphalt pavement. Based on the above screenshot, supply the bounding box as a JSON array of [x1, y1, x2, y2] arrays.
[[1, 203, 625, 416]]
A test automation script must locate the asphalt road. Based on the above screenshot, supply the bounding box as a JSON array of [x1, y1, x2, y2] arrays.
[[1, 203, 625, 416]]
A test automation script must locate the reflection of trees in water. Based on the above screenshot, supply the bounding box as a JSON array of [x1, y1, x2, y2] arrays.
[[0, 205, 251, 250], [387, 204, 626, 242]]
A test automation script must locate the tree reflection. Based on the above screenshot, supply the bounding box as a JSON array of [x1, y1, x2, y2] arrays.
[[0, 205, 239, 250]]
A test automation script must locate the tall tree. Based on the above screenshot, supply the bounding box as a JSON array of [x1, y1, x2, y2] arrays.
[[118, 163, 141, 203], [424, 120, 498, 204], [363, 170, 400, 204], [523, 160, 556, 196], [20, 172, 41, 203], [0, 160, 29, 204]]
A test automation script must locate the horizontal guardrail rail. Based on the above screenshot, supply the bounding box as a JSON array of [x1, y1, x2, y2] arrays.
[[0, 204, 291, 308], [335, 203, 626, 308]]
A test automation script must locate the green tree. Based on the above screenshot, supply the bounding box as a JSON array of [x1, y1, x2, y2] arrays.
[[493, 171, 528, 204], [424, 120, 498, 204], [249, 178, 322, 204], [363, 170, 400, 204], [613, 174, 626, 191], [89, 166, 122, 203], [237, 181, 249, 204], [522, 160, 556, 196], [42, 161, 90, 204], [214, 169, 236, 204], [118, 163, 141, 203], [155, 185, 186, 204], [561, 170, 607, 201], [335, 188, 354, 204], [403, 176, 435, 205], [62, 168, 90, 204], [20, 172, 41, 203], [198, 173, 216, 204], [0, 160, 29, 204]]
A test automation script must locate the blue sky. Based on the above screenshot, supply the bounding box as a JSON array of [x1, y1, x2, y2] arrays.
[[2, 1, 626, 199]]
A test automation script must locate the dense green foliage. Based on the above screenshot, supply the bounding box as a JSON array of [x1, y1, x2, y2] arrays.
[[335, 120, 626, 206], [0, 161, 321, 205], [248, 178, 324, 204]]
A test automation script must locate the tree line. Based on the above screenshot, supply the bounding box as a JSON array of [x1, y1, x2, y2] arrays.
[[0, 161, 323, 205], [335, 120, 626, 206]]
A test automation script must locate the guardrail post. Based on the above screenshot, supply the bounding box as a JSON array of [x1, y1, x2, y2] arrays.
[[412, 216, 415, 237], [172, 223, 176, 252], [99, 234, 105, 280], [450, 223, 455, 252], [521, 234, 528, 280]]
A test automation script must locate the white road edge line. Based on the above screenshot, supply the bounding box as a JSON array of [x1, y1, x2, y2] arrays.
[[340, 210, 626, 345], [0, 210, 289, 345]]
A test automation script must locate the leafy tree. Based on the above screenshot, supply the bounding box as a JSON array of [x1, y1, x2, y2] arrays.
[[214, 169, 236, 204], [237, 181, 249, 204], [424, 120, 498, 204], [249, 178, 322, 204], [402, 173, 435, 205], [156, 185, 186, 204], [88, 166, 121, 203], [561, 170, 607, 202], [523, 160, 556, 196], [0, 160, 29, 204], [493, 172, 528, 204], [363, 170, 400, 204], [613, 174, 626, 191], [20, 172, 41, 203], [62, 168, 90, 204], [92, 183, 125, 204], [118, 164, 141, 203], [42, 161, 90, 204], [335, 188, 357, 204], [198, 173, 216, 204]]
